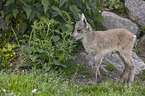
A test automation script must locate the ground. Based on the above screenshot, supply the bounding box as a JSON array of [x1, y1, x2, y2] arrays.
[[73, 64, 145, 86]]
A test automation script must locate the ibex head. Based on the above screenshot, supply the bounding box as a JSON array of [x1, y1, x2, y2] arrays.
[[73, 13, 90, 40]]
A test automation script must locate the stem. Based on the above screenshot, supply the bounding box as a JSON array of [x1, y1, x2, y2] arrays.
[[28, 29, 33, 47], [42, 19, 50, 40], [33, 21, 37, 57], [11, 27, 30, 63]]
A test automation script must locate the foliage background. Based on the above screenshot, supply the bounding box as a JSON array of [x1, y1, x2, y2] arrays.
[[0, 0, 103, 70], [0, 0, 103, 37]]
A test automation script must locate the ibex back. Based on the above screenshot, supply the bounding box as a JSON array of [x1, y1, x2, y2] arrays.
[[73, 14, 136, 86]]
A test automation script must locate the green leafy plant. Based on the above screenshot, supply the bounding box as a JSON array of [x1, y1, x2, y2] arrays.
[[0, 28, 14, 48], [141, 26, 145, 41], [105, 0, 125, 12], [1, 0, 103, 38], [136, 48, 141, 55], [142, 69, 145, 80], [0, 43, 17, 69], [105, 64, 117, 72], [1, 0, 103, 71], [15, 17, 74, 71]]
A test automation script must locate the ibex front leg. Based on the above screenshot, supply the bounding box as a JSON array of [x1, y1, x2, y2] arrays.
[[94, 52, 103, 81]]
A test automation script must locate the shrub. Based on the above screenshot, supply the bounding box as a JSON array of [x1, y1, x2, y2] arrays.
[[105, 0, 125, 13], [1, 0, 103, 70], [15, 17, 74, 71], [0, 0, 103, 38], [0, 43, 17, 69]]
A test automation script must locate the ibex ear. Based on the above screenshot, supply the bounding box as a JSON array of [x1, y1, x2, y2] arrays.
[[81, 13, 86, 21], [81, 13, 89, 28]]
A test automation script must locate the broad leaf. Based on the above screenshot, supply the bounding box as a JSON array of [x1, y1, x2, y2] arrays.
[[37, 49, 44, 53], [12, 9, 19, 18], [65, 24, 73, 35], [26, 0, 32, 2], [141, 26, 145, 30], [30, 10, 35, 21], [5, 14, 13, 25], [69, 5, 79, 18], [45, 67, 50, 72], [41, 0, 49, 14], [22, 4, 32, 19], [52, 12, 59, 17], [34, 9, 41, 18], [51, 6, 62, 16], [57, 54, 64, 62], [34, 2, 42, 9], [29, 55, 38, 62], [19, 23, 27, 34], [114, 4, 120, 9], [53, 59, 60, 65], [59, 0, 68, 8], [5, 0, 15, 6], [20, 0, 27, 6], [52, 36, 60, 42]]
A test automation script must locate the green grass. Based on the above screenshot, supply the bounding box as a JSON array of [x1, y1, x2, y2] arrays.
[[0, 68, 145, 96], [0, 68, 81, 96]]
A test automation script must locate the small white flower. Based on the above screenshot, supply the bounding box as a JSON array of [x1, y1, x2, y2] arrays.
[[3, 89, 6, 92], [99, 10, 101, 13], [32, 89, 37, 93], [83, 76, 85, 78], [11, 92, 13, 95]]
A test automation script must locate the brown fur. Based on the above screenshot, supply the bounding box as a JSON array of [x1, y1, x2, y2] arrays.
[[73, 14, 136, 86]]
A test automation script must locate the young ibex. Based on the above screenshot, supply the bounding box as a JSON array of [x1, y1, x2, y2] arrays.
[[73, 14, 136, 86]]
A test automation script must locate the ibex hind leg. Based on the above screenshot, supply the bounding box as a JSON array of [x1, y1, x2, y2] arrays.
[[123, 52, 135, 86], [117, 51, 135, 86], [126, 54, 135, 86], [117, 51, 129, 83]]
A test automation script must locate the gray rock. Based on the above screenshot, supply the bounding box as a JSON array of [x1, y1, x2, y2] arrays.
[[125, 0, 145, 27], [72, 51, 145, 75], [103, 52, 145, 74], [102, 11, 140, 35]]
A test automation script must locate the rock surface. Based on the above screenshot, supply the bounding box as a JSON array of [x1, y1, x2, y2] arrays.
[[71, 51, 145, 75], [102, 11, 140, 35], [125, 0, 145, 27], [103, 52, 145, 74]]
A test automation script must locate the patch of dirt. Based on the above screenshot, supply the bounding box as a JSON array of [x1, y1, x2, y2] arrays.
[[12, 48, 24, 69], [73, 64, 145, 86]]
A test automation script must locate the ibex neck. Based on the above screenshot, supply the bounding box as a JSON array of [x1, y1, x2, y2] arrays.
[[82, 32, 93, 49]]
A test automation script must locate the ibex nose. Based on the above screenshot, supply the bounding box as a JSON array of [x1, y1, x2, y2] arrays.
[[72, 35, 76, 40], [72, 33, 77, 40], [72, 32, 76, 38], [72, 34, 76, 38]]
